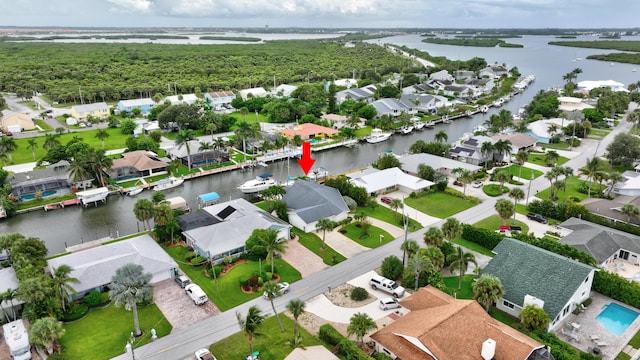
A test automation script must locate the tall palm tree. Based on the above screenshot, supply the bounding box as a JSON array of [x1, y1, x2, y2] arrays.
[[234, 121, 261, 165], [66, 157, 90, 187], [626, 109, 640, 131], [495, 199, 515, 225], [389, 198, 403, 220], [262, 280, 285, 332], [346, 112, 360, 128], [3, 288, 17, 321], [472, 274, 505, 312], [30, 317, 66, 355], [441, 217, 463, 242], [435, 130, 448, 143], [407, 253, 433, 291], [52, 264, 80, 312], [236, 305, 265, 358], [452, 168, 473, 195], [206, 119, 218, 141], [315, 218, 336, 249], [494, 170, 511, 194], [0, 136, 18, 163], [492, 139, 512, 163], [515, 150, 529, 179], [286, 299, 306, 340], [175, 129, 196, 170], [86, 148, 113, 187], [480, 141, 495, 167], [43, 134, 61, 150], [27, 138, 38, 161], [622, 203, 640, 223], [400, 239, 419, 267], [607, 171, 625, 197], [134, 199, 155, 230], [94, 129, 110, 149], [447, 246, 477, 289], [260, 228, 287, 274], [579, 157, 604, 198], [153, 202, 174, 226], [347, 312, 378, 347], [109, 263, 153, 336], [545, 150, 560, 167], [423, 226, 444, 247], [508, 188, 525, 219]]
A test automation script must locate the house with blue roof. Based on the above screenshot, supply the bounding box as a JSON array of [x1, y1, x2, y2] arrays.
[[116, 98, 157, 115], [283, 180, 350, 232]]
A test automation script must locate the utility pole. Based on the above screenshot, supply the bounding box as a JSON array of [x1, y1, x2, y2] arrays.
[[273, 74, 276, 89], [79, 87, 84, 104], [526, 172, 534, 206]]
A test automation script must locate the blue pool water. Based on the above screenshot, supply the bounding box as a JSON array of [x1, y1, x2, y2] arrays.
[[19, 190, 57, 201], [596, 303, 639, 336]]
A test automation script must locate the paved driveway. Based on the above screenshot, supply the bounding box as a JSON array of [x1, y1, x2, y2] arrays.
[[153, 279, 219, 331], [282, 236, 328, 277]]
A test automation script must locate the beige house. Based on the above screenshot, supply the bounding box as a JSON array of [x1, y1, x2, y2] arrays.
[[70, 102, 110, 121], [1, 111, 35, 133]]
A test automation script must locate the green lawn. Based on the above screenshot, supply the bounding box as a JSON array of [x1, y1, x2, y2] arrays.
[[503, 164, 543, 180], [404, 191, 476, 218], [60, 303, 172, 360], [473, 215, 530, 234], [162, 245, 301, 311], [357, 204, 424, 230], [292, 228, 346, 265], [527, 153, 569, 167], [354, 127, 373, 138], [489, 307, 519, 326], [450, 238, 495, 257], [515, 204, 528, 215], [35, 119, 53, 132], [536, 176, 600, 202], [210, 315, 324, 360], [482, 184, 509, 197], [443, 274, 475, 299], [338, 223, 394, 248]]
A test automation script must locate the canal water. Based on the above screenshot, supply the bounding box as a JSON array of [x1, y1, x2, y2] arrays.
[[2, 34, 640, 254]]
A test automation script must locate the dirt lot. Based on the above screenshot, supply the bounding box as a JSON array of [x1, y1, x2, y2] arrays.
[[153, 278, 219, 331]]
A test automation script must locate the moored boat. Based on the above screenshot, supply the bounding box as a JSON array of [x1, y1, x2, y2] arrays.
[[238, 173, 277, 194], [153, 177, 184, 191], [126, 187, 144, 196], [308, 167, 330, 181], [366, 128, 392, 144], [397, 125, 414, 134]]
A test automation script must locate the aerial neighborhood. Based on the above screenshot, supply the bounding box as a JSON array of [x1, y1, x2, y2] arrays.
[[3, 28, 640, 360]]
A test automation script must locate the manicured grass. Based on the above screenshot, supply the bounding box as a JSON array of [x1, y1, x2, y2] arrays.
[[482, 184, 509, 197], [338, 222, 394, 248], [354, 127, 372, 138], [35, 119, 53, 132], [527, 153, 569, 167], [502, 164, 543, 180], [515, 204, 528, 215], [162, 245, 301, 311], [404, 191, 476, 218], [60, 303, 172, 360], [628, 328, 640, 348], [543, 141, 571, 150], [292, 227, 346, 265], [473, 215, 530, 234], [210, 315, 324, 360], [357, 204, 424, 230], [19, 100, 40, 110], [228, 110, 269, 127], [489, 307, 519, 326], [536, 176, 600, 203], [443, 274, 474, 299], [615, 353, 632, 360], [450, 238, 495, 257]]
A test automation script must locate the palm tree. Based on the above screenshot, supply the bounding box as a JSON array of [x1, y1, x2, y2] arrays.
[[400, 239, 420, 267], [515, 150, 529, 179], [27, 138, 38, 161], [3, 288, 17, 321], [492, 139, 512, 164], [472, 274, 505, 312], [261, 229, 287, 274], [30, 317, 65, 354], [442, 217, 463, 242], [236, 305, 265, 358], [315, 218, 336, 249], [508, 188, 525, 219], [579, 157, 604, 198], [607, 171, 625, 197], [447, 246, 477, 289], [94, 129, 110, 149], [109, 263, 153, 336], [480, 141, 495, 167], [494, 170, 511, 194], [67, 157, 90, 186], [626, 109, 640, 131], [452, 168, 473, 195], [545, 150, 560, 167], [262, 280, 285, 332], [423, 226, 444, 247], [347, 312, 378, 347], [346, 112, 360, 128], [622, 203, 640, 223], [175, 129, 196, 170], [240, 107, 249, 122], [389, 198, 403, 220], [235, 121, 262, 166], [87, 148, 113, 187], [206, 120, 218, 141], [286, 299, 306, 340], [495, 199, 515, 226], [43, 134, 61, 150], [153, 202, 174, 226], [435, 130, 448, 143], [134, 199, 155, 230], [52, 265, 80, 312], [407, 253, 432, 291], [0, 136, 18, 163]]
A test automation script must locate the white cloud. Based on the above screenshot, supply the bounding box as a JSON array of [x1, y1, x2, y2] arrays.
[[106, 0, 152, 13]]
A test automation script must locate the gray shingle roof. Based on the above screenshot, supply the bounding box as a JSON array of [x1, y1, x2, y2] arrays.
[[559, 217, 640, 263], [283, 180, 349, 223], [481, 238, 595, 320]]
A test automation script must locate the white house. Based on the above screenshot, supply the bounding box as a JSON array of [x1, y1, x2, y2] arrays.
[[283, 180, 350, 233], [165, 94, 199, 105], [526, 118, 575, 144], [238, 87, 268, 101], [271, 84, 298, 98], [0, 267, 24, 320], [399, 153, 481, 176], [429, 69, 454, 82], [347, 167, 434, 196]]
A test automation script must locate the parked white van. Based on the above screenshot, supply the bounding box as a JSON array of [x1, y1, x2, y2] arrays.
[[185, 284, 208, 305]]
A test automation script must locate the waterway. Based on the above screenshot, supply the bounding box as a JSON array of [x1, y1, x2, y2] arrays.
[[2, 34, 640, 254]]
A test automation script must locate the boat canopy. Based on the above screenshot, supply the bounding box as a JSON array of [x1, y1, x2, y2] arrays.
[[166, 196, 187, 210], [198, 192, 220, 208], [259, 174, 273, 178]]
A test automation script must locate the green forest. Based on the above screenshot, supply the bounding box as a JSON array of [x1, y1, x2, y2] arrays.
[[0, 39, 415, 104], [421, 38, 523, 48], [548, 40, 640, 64]]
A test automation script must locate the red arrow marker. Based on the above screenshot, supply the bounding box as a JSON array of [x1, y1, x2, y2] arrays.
[[297, 141, 316, 175]]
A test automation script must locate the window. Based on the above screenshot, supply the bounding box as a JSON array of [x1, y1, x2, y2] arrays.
[[503, 300, 515, 309]]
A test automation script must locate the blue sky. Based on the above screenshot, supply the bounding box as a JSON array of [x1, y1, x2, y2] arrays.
[[1, 0, 639, 29]]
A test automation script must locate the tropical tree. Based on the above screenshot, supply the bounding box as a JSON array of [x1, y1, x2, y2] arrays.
[[472, 274, 505, 311], [286, 299, 306, 340], [441, 217, 463, 242], [447, 246, 477, 289], [622, 203, 640, 223], [153, 202, 173, 226], [262, 229, 287, 274], [492, 139, 512, 163], [0, 136, 18, 163], [508, 188, 525, 219], [480, 141, 495, 166], [236, 305, 265, 358], [315, 218, 336, 249], [494, 170, 511, 194], [452, 168, 473, 195], [515, 150, 529, 178], [435, 130, 448, 143], [2, 288, 17, 321], [607, 171, 625, 197], [43, 134, 61, 150], [579, 157, 604, 198], [347, 312, 378, 347], [66, 157, 91, 186], [235, 121, 262, 165], [175, 129, 195, 170], [94, 129, 110, 149], [627, 108, 640, 131], [400, 239, 419, 267], [133, 199, 155, 231], [389, 198, 403, 220], [423, 226, 444, 247], [30, 317, 65, 354], [495, 199, 515, 225], [419, 246, 445, 270], [109, 263, 153, 336], [205, 120, 218, 141], [262, 280, 285, 332], [51, 265, 80, 312], [545, 150, 560, 167], [520, 304, 550, 332], [27, 138, 38, 161], [407, 253, 433, 291]]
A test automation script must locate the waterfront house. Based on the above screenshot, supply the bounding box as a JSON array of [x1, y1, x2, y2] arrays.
[[491, 133, 538, 155], [371, 98, 417, 117], [443, 84, 472, 99], [557, 96, 594, 112], [165, 94, 199, 105], [116, 98, 157, 115], [9, 160, 93, 200], [400, 94, 447, 114], [335, 85, 377, 104], [70, 102, 109, 121], [238, 87, 268, 101], [466, 78, 494, 94], [479, 64, 509, 79], [0, 267, 25, 320], [526, 118, 575, 144], [279, 123, 339, 140], [454, 70, 475, 81], [448, 135, 496, 165], [105, 150, 169, 181], [182, 198, 291, 264], [347, 167, 434, 196], [271, 84, 298, 98], [371, 286, 553, 360], [399, 153, 481, 177], [1, 111, 35, 133], [166, 140, 229, 168], [203, 91, 236, 109], [47, 234, 178, 300], [481, 238, 597, 331], [401, 83, 436, 95], [577, 80, 628, 93], [282, 180, 350, 233], [429, 69, 454, 82], [320, 113, 365, 129]]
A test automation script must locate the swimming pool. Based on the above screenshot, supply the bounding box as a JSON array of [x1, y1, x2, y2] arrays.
[[19, 190, 58, 201], [596, 302, 639, 336]]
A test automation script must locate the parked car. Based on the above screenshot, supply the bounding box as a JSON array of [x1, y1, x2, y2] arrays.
[[175, 275, 191, 288], [369, 275, 405, 298], [380, 196, 393, 205], [527, 213, 548, 224], [195, 348, 217, 360], [185, 284, 208, 305], [263, 282, 290, 299], [472, 180, 483, 188], [379, 297, 401, 310]]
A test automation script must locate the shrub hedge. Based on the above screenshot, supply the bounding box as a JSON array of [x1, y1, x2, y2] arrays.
[[351, 287, 369, 301], [461, 225, 503, 250], [318, 324, 374, 360], [526, 200, 589, 221], [583, 212, 640, 237], [593, 270, 640, 310], [62, 302, 89, 322]]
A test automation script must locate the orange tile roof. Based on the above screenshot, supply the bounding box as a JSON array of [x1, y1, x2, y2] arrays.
[[280, 123, 339, 137], [111, 151, 168, 171], [371, 286, 544, 360]]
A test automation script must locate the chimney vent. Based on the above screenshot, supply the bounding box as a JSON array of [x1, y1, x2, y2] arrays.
[[481, 338, 496, 360]]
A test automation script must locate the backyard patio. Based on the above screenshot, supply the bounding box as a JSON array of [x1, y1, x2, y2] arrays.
[[603, 257, 640, 282]]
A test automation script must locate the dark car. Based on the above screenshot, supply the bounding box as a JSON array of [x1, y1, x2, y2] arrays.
[[380, 196, 393, 204], [527, 213, 548, 224]]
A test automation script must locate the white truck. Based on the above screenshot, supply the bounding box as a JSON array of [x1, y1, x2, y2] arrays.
[[369, 275, 405, 298], [2, 319, 32, 360]]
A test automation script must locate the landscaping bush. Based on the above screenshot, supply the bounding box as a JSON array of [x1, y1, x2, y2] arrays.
[[529, 330, 599, 360], [83, 290, 102, 308], [46, 354, 66, 360], [191, 256, 206, 266], [511, 232, 597, 266], [401, 269, 446, 290], [61, 302, 89, 322], [461, 225, 503, 250], [318, 324, 373, 360], [319, 324, 343, 346], [185, 253, 197, 262], [440, 241, 456, 267], [482, 184, 509, 197], [583, 212, 640, 237], [593, 270, 640, 310], [351, 287, 369, 301], [338, 338, 373, 360], [373, 352, 394, 360], [527, 199, 589, 221], [381, 255, 403, 280]]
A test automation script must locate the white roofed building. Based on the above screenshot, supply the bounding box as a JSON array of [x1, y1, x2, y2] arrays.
[[347, 167, 434, 196]]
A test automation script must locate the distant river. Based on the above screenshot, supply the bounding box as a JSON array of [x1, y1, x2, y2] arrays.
[[2, 34, 640, 254]]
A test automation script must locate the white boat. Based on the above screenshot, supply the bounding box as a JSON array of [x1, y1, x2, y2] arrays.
[[414, 121, 425, 130], [633, 68, 637, 73], [424, 121, 435, 129], [153, 177, 185, 191], [480, 105, 489, 113], [473, 125, 488, 133], [397, 125, 414, 134], [76, 187, 110, 206], [308, 167, 330, 181], [366, 129, 392, 144], [238, 173, 277, 194], [126, 187, 144, 196]]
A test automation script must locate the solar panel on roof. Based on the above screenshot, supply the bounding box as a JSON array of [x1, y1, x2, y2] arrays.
[[217, 205, 236, 219]]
